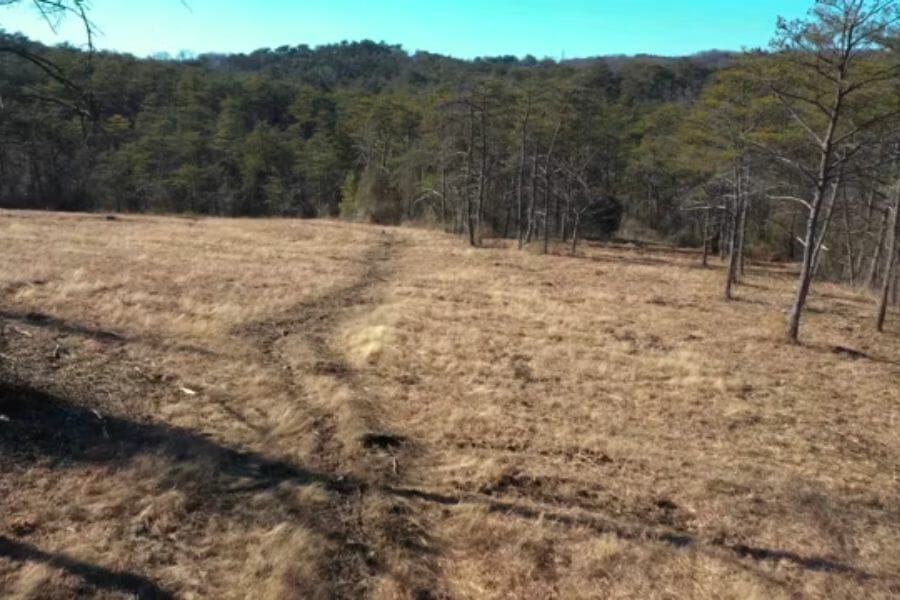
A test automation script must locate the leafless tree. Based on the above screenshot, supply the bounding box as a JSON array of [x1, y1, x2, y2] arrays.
[[876, 173, 900, 330]]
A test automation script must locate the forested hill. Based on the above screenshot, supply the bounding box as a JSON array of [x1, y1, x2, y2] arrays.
[[0, 32, 720, 232], [190, 42, 730, 86]]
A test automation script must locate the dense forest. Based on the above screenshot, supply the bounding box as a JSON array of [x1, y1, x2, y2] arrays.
[[0, 30, 722, 236], [1, 0, 899, 340]]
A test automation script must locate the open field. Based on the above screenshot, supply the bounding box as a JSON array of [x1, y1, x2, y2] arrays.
[[1, 209, 899, 599]]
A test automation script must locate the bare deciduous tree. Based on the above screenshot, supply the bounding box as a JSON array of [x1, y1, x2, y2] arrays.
[[876, 174, 900, 330]]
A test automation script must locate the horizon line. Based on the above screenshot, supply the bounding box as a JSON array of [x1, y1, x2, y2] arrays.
[[0, 29, 756, 63]]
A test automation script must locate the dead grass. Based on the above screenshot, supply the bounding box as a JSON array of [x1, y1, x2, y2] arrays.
[[1, 209, 899, 599]]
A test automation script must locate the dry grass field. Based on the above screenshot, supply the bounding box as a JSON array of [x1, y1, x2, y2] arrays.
[[1, 209, 899, 599]]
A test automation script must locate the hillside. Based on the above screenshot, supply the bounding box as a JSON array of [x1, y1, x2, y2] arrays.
[[1, 211, 898, 599], [0, 32, 713, 228]]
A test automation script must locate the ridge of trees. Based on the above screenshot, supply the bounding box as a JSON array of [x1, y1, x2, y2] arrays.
[[0, 29, 716, 224]]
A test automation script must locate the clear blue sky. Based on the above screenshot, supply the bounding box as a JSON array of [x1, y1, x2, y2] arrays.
[[1, 0, 813, 59]]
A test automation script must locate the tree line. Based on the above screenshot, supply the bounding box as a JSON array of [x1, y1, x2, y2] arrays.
[[1, 0, 899, 341], [0, 29, 716, 232]]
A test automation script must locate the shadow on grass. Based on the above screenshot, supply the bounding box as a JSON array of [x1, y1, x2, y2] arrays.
[[0, 379, 352, 492], [386, 486, 883, 581], [0, 379, 368, 597], [805, 341, 900, 367], [728, 295, 778, 308], [0, 536, 173, 599], [1, 378, 892, 592], [574, 252, 678, 269], [0, 309, 223, 359], [736, 280, 772, 291], [0, 310, 125, 344], [589, 240, 705, 258]]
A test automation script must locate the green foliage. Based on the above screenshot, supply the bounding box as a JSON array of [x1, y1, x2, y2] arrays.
[[354, 166, 403, 225], [339, 172, 359, 219], [0, 31, 723, 224]]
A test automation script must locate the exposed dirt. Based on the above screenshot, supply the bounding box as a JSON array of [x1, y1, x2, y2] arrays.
[[231, 233, 445, 598], [0, 225, 447, 599]]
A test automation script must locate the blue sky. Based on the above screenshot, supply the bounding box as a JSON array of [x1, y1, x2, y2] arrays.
[[1, 0, 813, 59]]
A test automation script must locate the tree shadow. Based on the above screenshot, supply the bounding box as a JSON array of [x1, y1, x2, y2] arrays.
[[3, 375, 895, 594], [0, 379, 353, 493], [804, 342, 900, 367], [729, 296, 778, 308], [744, 265, 798, 281], [0, 377, 435, 598], [0, 310, 125, 344], [386, 485, 888, 583], [0, 309, 224, 359], [805, 303, 865, 319], [0, 536, 173, 599], [592, 240, 703, 257], [2, 235, 443, 598], [816, 291, 872, 305], [736, 280, 772, 291], [575, 252, 677, 269]]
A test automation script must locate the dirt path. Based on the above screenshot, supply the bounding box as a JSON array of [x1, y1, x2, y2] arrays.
[[236, 231, 445, 598], [0, 228, 444, 599]]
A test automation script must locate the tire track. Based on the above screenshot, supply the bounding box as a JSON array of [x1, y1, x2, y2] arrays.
[[236, 232, 447, 599]]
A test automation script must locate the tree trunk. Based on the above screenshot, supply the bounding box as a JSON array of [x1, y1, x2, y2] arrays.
[[542, 120, 562, 255], [866, 209, 889, 288], [891, 247, 900, 306], [465, 109, 476, 247], [786, 73, 844, 343], [876, 181, 900, 332], [854, 189, 877, 278], [724, 161, 743, 300], [542, 173, 551, 254], [516, 107, 529, 248], [721, 195, 732, 262], [810, 171, 843, 277], [787, 210, 797, 261], [475, 107, 487, 245], [526, 151, 538, 244], [502, 190, 512, 238], [571, 210, 582, 255], [702, 208, 710, 267], [786, 201, 822, 341], [440, 144, 447, 229], [560, 182, 571, 240], [736, 162, 751, 278], [841, 186, 856, 285]]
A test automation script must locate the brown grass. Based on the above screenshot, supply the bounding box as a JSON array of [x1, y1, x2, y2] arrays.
[[1, 209, 898, 599]]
